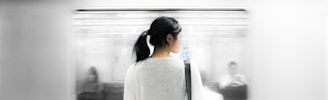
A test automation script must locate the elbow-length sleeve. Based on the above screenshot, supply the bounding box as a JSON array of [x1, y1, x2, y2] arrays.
[[190, 62, 204, 100], [190, 62, 224, 100], [124, 65, 137, 100]]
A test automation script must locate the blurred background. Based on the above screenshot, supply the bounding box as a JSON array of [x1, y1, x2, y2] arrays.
[[0, 0, 328, 100], [73, 9, 248, 100]]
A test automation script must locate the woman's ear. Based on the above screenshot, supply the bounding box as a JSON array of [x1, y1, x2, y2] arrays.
[[166, 34, 174, 45]]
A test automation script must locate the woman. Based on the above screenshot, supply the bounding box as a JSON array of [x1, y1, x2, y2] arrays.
[[78, 66, 105, 100], [124, 16, 203, 100], [219, 61, 247, 88], [219, 61, 248, 100]]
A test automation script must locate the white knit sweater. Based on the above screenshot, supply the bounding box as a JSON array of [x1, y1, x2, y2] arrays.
[[123, 56, 204, 100]]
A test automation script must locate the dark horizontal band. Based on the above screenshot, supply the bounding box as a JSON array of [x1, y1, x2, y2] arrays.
[[75, 8, 246, 12]]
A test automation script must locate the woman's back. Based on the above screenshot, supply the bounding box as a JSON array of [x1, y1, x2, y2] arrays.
[[125, 16, 203, 100], [125, 57, 186, 100], [138, 57, 186, 100]]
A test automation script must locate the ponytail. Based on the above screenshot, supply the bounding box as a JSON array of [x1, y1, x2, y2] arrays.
[[133, 30, 150, 62], [133, 16, 181, 62]]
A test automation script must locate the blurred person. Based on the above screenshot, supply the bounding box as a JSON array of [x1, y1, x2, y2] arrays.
[[219, 61, 248, 100], [78, 66, 105, 100], [124, 16, 203, 100], [220, 61, 247, 88]]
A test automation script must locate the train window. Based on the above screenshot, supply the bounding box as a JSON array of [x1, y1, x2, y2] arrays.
[[73, 8, 248, 100]]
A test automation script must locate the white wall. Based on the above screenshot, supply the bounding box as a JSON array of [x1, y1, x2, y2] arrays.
[[325, 6, 328, 100], [0, 3, 3, 100], [248, 1, 326, 100], [0, 2, 73, 100]]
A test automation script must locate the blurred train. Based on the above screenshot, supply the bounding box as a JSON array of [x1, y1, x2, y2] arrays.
[[73, 8, 248, 100], [0, 0, 328, 100]]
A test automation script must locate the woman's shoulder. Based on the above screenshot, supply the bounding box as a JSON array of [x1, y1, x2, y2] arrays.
[[188, 60, 201, 70], [126, 61, 149, 72], [146, 56, 184, 65], [126, 64, 139, 75]]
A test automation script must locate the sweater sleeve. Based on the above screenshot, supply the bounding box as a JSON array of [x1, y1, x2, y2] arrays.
[[124, 65, 136, 100], [190, 62, 204, 100], [190, 62, 224, 100]]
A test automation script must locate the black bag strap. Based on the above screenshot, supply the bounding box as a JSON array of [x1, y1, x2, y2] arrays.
[[184, 60, 192, 100]]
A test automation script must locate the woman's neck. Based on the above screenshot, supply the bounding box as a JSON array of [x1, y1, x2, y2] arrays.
[[150, 47, 170, 58]]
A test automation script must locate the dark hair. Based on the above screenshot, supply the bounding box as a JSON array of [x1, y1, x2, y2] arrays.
[[228, 61, 238, 69], [133, 16, 182, 62]]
